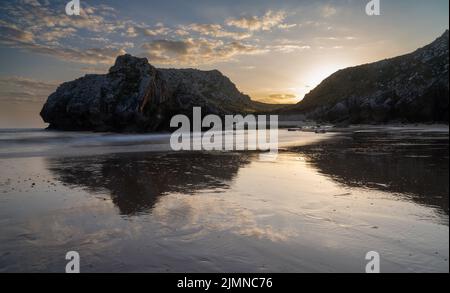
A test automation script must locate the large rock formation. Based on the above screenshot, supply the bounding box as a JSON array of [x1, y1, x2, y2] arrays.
[[40, 54, 259, 132], [285, 30, 449, 123], [158, 68, 253, 115]]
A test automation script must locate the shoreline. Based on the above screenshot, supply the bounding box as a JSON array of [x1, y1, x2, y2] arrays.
[[0, 123, 449, 132], [0, 128, 448, 273], [0, 125, 448, 159]]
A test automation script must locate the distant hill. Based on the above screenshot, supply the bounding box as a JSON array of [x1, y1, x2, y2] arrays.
[[283, 30, 449, 123]]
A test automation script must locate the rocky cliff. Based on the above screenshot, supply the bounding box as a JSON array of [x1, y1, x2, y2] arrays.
[[40, 54, 260, 132], [287, 30, 449, 123]]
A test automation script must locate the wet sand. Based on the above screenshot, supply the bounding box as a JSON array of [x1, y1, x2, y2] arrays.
[[0, 127, 448, 272]]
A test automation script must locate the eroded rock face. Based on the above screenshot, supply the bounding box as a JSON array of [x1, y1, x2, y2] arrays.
[[41, 55, 168, 131], [159, 68, 252, 116], [40, 54, 255, 132]]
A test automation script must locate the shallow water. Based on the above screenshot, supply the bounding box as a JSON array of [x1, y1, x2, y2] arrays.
[[0, 127, 448, 272]]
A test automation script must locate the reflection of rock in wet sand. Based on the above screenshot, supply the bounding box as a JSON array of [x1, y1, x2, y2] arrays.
[[295, 131, 449, 215], [46, 152, 252, 215]]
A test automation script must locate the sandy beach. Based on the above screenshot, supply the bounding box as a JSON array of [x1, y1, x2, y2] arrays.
[[0, 126, 448, 272]]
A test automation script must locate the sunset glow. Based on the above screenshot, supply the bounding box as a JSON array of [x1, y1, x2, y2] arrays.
[[0, 0, 449, 127]]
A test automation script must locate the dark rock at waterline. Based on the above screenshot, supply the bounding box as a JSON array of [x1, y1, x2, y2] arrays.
[[40, 54, 260, 132], [41, 55, 168, 132]]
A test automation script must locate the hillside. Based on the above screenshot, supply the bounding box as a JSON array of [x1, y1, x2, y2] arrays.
[[284, 30, 449, 123]]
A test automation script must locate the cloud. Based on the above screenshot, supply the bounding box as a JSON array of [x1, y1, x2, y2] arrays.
[[240, 65, 256, 70], [126, 22, 171, 37], [0, 20, 35, 44], [125, 26, 139, 38], [21, 0, 41, 7], [142, 39, 190, 57], [1, 1, 123, 34], [139, 34, 312, 66], [174, 28, 190, 36], [269, 44, 311, 53], [320, 5, 337, 18], [152, 193, 297, 242], [0, 3, 307, 67], [6, 38, 127, 64], [312, 35, 356, 49], [226, 10, 286, 31], [277, 23, 297, 30], [0, 2, 129, 64], [315, 36, 357, 41], [0, 2, 353, 71], [3, 2, 267, 66], [268, 39, 311, 53], [184, 23, 252, 40], [140, 38, 266, 65], [0, 76, 60, 104], [39, 27, 77, 42]]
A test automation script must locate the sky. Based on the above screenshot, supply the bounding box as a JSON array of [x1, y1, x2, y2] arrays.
[[0, 0, 449, 127]]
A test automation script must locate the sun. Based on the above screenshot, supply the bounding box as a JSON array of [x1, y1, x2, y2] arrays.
[[293, 62, 351, 101], [307, 63, 346, 87]]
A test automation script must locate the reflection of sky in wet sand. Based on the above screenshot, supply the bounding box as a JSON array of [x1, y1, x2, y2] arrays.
[[0, 128, 448, 272]]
